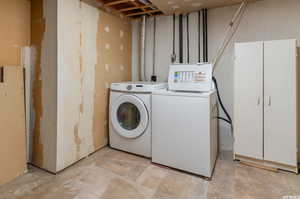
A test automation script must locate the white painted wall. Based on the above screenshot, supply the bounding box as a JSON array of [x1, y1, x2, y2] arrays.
[[209, 0, 300, 151], [133, 0, 300, 151]]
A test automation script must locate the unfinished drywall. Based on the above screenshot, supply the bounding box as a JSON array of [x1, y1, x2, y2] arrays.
[[57, 0, 100, 170], [132, 0, 300, 152], [93, 11, 132, 151], [56, 0, 132, 171], [0, 66, 27, 186], [31, 0, 58, 172], [30, 0, 132, 173], [0, 0, 30, 66]]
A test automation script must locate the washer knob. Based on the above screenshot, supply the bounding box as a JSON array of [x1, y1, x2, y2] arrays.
[[127, 85, 132, 90]]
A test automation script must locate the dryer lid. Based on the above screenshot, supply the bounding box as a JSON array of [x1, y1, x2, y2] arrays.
[[110, 94, 149, 139]]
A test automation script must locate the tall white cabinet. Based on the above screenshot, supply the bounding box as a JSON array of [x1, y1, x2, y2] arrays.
[[234, 39, 299, 173]]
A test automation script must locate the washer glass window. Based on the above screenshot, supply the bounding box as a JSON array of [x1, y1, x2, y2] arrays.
[[111, 94, 149, 139], [117, 102, 141, 130]]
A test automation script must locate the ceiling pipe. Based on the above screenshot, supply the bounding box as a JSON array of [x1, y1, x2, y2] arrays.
[[140, 15, 147, 81], [151, 17, 157, 82], [202, 8, 208, 63]]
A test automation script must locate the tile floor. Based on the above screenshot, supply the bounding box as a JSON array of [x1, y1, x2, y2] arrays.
[[0, 147, 299, 199]]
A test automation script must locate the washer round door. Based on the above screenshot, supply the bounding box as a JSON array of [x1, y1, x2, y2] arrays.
[[111, 94, 149, 139]]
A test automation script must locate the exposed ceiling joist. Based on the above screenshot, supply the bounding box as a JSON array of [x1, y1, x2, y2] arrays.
[[116, 5, 151, 13], [126, 9, 160, 17], [97, 0, 163, 18], [104, 0, 132, 6], [130, 0, 152, 16]]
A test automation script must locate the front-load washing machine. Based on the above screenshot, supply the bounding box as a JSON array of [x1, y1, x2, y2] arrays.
[[109, 82, 167, 158]]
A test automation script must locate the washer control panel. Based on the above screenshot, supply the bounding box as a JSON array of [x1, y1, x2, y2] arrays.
[[168, 63, 213, 92]]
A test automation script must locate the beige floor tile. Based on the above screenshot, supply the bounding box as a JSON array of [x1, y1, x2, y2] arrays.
[[137, 165, 168, 190], [0, 148, 299, 199], [100, 178, 154, 199]]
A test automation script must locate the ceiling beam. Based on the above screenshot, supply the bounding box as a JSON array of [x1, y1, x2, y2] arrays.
[[130, 0, 152, 16], [104, 0, 132, 7], [116, 5, 151, 13], [126, 9, 160, 17]]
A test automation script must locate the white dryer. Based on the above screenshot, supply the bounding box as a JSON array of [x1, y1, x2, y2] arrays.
[[109, 82, 167, 158]]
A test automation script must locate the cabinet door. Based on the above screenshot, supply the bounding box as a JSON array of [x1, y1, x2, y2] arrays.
[[264, 39, 297, 166], [234, 42, 264, 159]]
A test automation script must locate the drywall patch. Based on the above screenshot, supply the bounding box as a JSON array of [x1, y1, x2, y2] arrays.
[[120, 64, 124, 71], [104, 26, 110, 33], [105, 64, 110, 71], [105, 43, 111, 50]]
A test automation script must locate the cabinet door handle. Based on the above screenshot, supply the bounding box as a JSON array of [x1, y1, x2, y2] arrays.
[[257, 97, 260, 106], [268, 96, 271, 106]]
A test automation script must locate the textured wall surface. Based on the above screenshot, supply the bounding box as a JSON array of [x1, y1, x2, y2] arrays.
[[0, 0, 30, 66], [30, 0, 132, 172], [93, 11, 132, 151]]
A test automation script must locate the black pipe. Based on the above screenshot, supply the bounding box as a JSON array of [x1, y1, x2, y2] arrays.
[[202, 9, 208, 62], [187, 13, 190, 63], [212, 77, 232, 125], [179, 14, 183, 63], [198, 11, 201, 63], [171, 14, 176, 63]]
